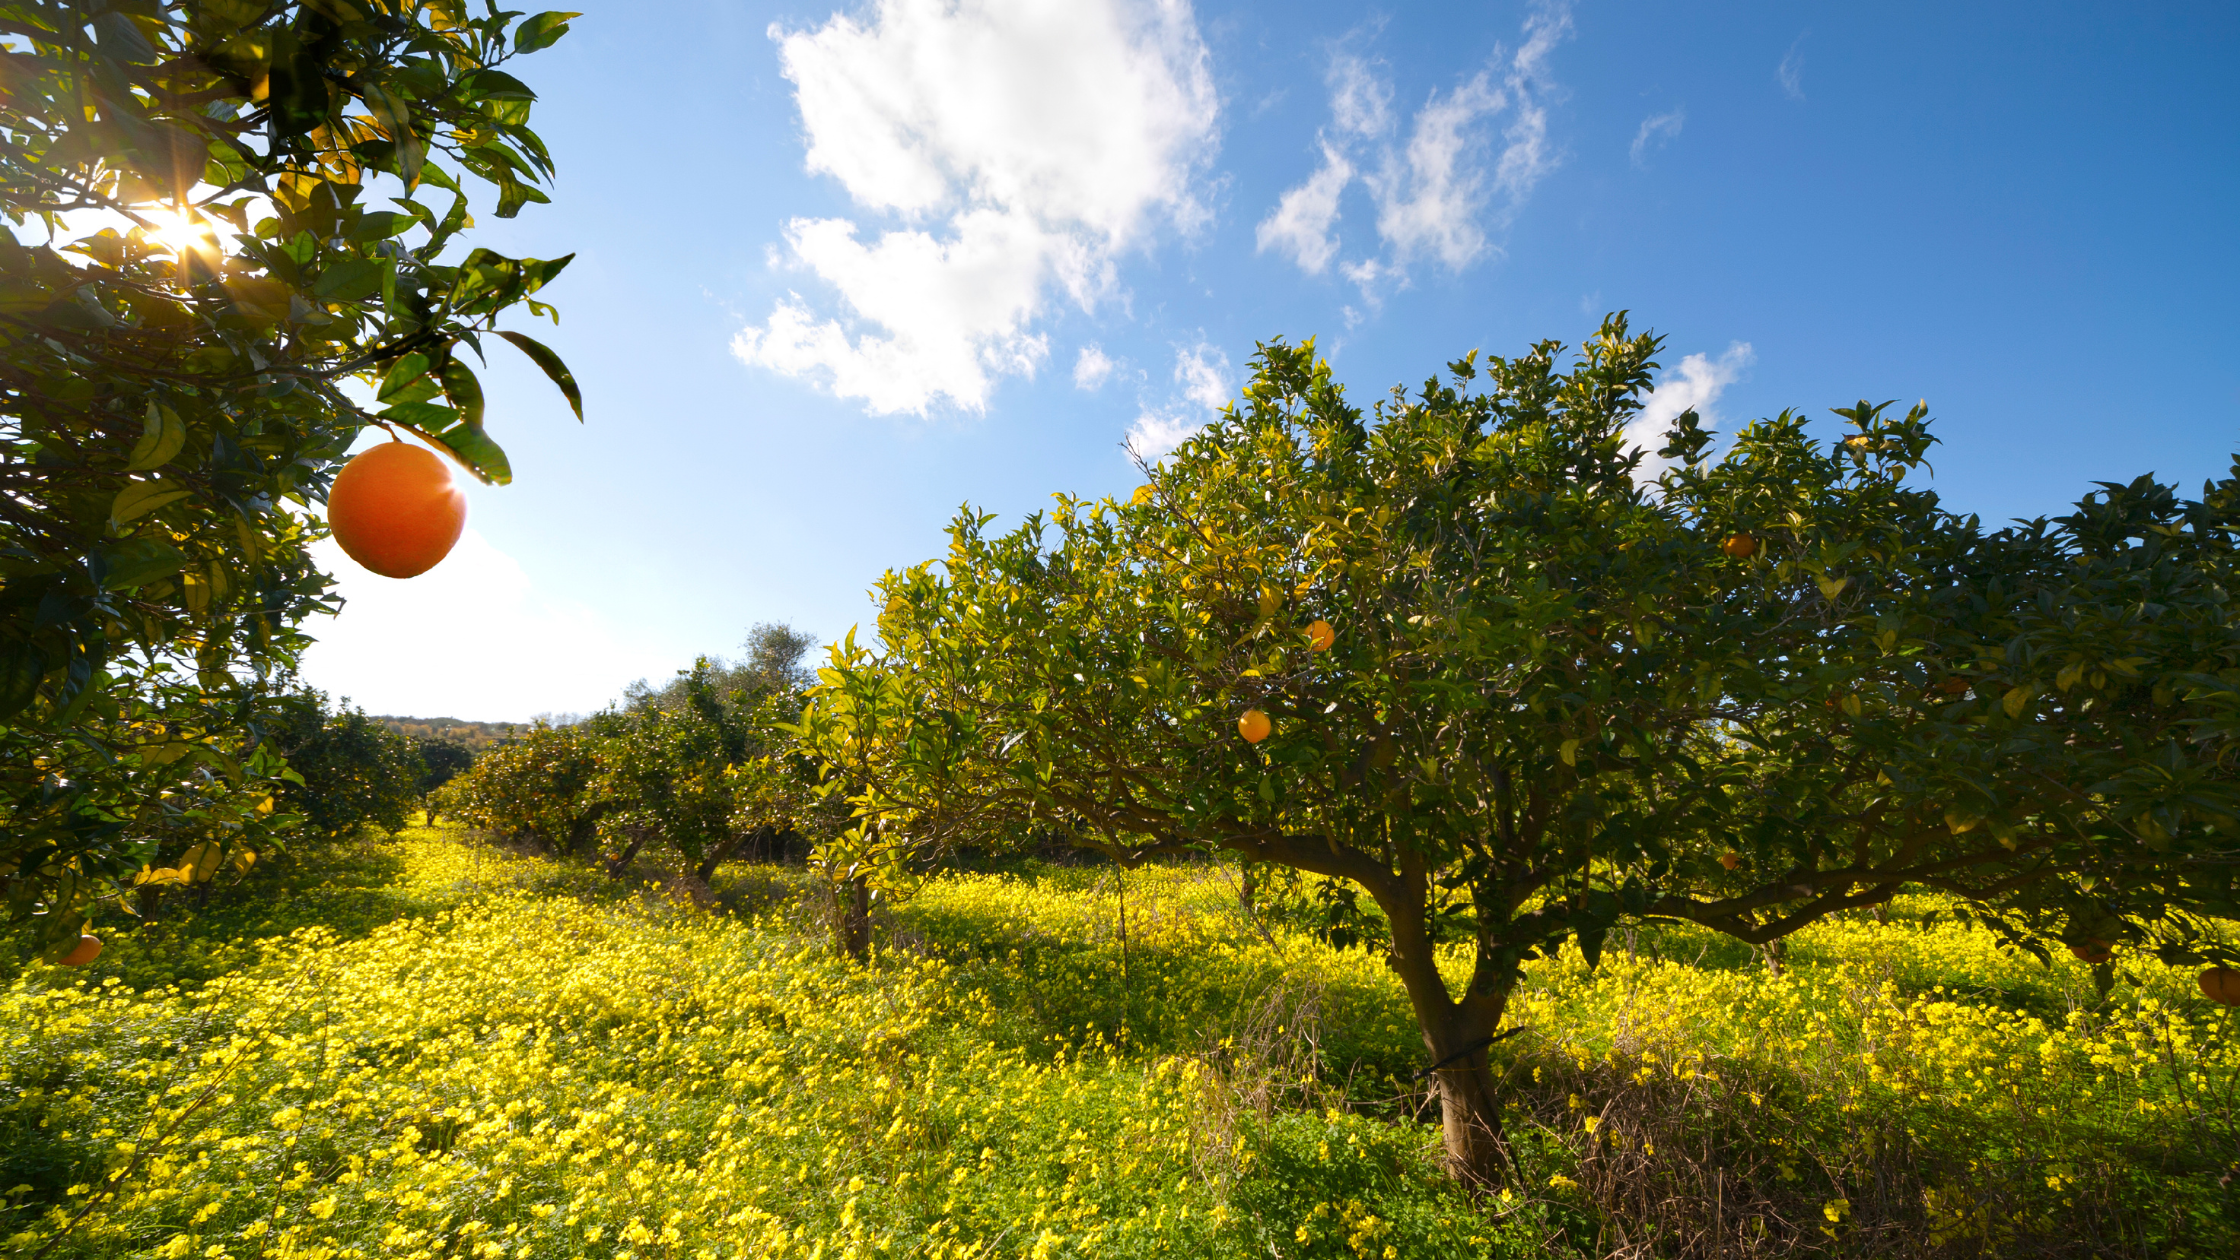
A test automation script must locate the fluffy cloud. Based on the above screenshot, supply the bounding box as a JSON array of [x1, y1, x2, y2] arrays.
[[1253, 140, 1352, 274], [295, 532, 682, 722], [734, 0, 1219, 415], [1073, 343, 1116, 390], [1259, 3, 1572, 295], [1629, 108, 1684, 167], [1126, 340, 1232, 460], [1623, 341, 1757, 481]]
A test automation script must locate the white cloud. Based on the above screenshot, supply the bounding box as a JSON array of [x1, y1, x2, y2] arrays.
[[1073, 343, 1116, 390], [1261, 3, 1573, 295], [1629, 108, 1685, 167], [1328, 54, 1393, 137], [1254, 139, 1352, 274], [1126, 340, 1233, 459], [1125, 409, 1202, 461], [1778, 34, 1807, 101], [1174, 341, 1232, 410], [1370, 70, 1505, 269], [1623, 341, 1756, 481], [295, 532, 681, 722], [733, 0, 1219, 416]]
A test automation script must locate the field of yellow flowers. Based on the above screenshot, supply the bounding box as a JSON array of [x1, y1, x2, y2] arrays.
[[3, 825, 2236, 1259]]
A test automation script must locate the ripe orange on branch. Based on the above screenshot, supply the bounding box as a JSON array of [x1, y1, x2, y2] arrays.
[[1238, 709, 1272, 743], [1721, 534, 1758, 559], [2069, 939, 2113, 964], [1719, 850, 1741, 871], [327, 441, 468, 578], [1305, 620, 1335, 652], [59, 934, 101, 967], [2201, 966, 2240, 1006]]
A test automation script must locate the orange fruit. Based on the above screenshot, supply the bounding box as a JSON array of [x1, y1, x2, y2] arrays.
[[327, 441, 467, 578], [1238, 709, 1272, 743], [1721, 534, 1757, 559], [1305, 620, 1335, 652], [2069, 939, 2113, 965], [59, 934, 102, 967], [1719, 851, 1741, 871], [2201, 966, 2240, 1006]]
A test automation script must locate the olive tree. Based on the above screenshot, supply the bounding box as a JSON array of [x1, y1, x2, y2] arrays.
[[801, 316, 2240, 1185]]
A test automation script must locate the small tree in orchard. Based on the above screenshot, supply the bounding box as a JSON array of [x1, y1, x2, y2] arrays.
[[436, 716, 618, 857], [0, 0, 582, 957], [802, 315, 2240, 1185]]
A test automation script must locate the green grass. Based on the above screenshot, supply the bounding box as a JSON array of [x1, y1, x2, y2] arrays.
[[1, 824, 2234, 1259]]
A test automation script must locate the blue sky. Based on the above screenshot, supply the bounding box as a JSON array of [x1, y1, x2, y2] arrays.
[[297, 0, 2240, 721]]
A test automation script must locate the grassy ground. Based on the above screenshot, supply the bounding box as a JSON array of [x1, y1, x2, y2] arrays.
[[2, 824, 2236, 1259]]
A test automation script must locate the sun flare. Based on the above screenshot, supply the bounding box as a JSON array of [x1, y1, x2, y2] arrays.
[[142, 205, 218, 257]]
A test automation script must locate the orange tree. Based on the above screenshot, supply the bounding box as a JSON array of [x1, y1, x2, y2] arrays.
[[0, 0, 583, 954], [435, 716, 617, 857], [801, 315, 2240, 1185]]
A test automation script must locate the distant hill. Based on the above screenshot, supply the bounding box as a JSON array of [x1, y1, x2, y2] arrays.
[[372, 716, 520, 752]]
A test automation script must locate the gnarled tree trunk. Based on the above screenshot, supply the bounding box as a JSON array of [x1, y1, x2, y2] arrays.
[[1372, 853, 1515, 1187]]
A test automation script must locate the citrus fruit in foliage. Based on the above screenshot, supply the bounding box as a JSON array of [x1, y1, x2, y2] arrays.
[[59, 934, 101, 967], [2069, 939, 2113, 964], [1721, 533, 1757, 559], [327, 441, 468, 578], [2200, 967, 2240, 1006], [1719, 851, 1741, 871], [1305, 620, 1335, 652], [1238, 709, 1272, 743]]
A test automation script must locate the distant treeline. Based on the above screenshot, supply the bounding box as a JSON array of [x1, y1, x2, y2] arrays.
[[371, 716, 517, 752]]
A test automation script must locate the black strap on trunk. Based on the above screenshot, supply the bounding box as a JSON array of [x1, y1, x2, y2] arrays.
[[1413, 1026, 1521, 1079]]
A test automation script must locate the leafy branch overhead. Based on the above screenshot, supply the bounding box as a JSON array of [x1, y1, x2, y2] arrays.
[[0, 0, 580, 956]]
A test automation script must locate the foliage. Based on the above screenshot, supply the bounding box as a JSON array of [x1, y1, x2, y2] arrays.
[[801, 315, 2240, 1181], [0, 0, 582, 935], [432, 715, 618, 857], [3, 825, 2233, 1258], [265, 686, 422, 837], [438, 628, 839, 882], [410, 734, 474, 795]]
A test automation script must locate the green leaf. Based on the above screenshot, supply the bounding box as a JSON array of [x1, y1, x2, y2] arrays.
[[125, 403, 186, 471], [424, 423, 513, 487], [0, 640, 44, 719], [111, 479, 192, 525], [497, 330, 582, 421], [463, 69, 538, 102], [92, 11, 157, 63], [377, 352, 431, 402], [312, 258, 383, 302], [439, 357, 486, 429], [378, 401, 458, 430], [514, 11, 580, 53]]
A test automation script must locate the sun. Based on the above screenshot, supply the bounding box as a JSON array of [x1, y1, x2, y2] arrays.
[[143, 205, 219, 257]]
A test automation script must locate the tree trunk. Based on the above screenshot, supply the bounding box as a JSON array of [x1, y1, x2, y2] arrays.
[[1364, 858, 1514, 1187], [694, 825, 765, 884], [837, 875, 871, 961], [604, 826, 650, 879], [1429, 1031, 1511, 1186]]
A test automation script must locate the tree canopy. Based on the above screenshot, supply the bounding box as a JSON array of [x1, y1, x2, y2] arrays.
[[802, 316, 2240, 1182], [0, 0, 581, 955]]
